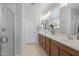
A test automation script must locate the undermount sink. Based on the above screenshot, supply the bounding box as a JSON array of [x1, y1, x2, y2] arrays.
[[44, 30, 51, 34]]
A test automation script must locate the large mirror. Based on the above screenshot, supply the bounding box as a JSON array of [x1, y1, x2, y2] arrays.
[[39, 3, 79, 40], [50, 3, 79, 39], [51, 7, 60, 28], [60, 3, 79, 39]]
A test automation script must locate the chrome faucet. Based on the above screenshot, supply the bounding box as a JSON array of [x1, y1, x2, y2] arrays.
[[50, 24, 55, 34]]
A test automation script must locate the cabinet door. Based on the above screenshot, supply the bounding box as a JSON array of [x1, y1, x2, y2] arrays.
[[46, 37, 51, 56], [42, 36, 46, 50], [51, 43, 59, 56], [41, 35, 43, 48], [38, 34, 43, 47], [60, 49, 72, 56], [38, 34, 41, 45]]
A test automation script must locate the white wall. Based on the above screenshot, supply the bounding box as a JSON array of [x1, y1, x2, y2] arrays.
[[0, 4, 2, 34], [22, 4, 36, 43], [15, 4, 22, 55], [3, 3, 22, 55], [0, 4, 2, 56], [22, 4, 42, 44]]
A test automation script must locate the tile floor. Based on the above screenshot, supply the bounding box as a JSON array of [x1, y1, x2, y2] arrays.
[[23, 43, 47, 56]]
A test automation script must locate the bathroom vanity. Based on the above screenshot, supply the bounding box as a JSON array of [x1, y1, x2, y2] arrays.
[[38, 30, 79, 56]]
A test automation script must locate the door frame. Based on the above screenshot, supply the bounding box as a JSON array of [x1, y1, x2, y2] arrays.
[[2, 4, 15, 56]]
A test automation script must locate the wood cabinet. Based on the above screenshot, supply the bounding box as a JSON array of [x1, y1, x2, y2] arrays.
[[38, 33, 42, 47], [51, 40, 60, 56], [42, 35, 46, 50], [38, 33, 46, 50], [45, 37, 51, 56], [38, 34, 41, 46], [38, 33, 79, 56], [60, 49, 72, 56], [38, 33, 51, 55], [51, 39, 79, 56], [39, 34, 44, 47], [40, 35, 43, 48]]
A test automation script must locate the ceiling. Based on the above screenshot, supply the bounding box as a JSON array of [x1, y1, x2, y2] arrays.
[[23, 3, 60, 20], [24, 3, 52, 14], [68, 3, 79, 9], [23, 3, 79, 21]]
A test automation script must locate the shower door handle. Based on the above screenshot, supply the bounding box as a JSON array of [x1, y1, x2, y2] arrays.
[[0, 36, 8, 43]]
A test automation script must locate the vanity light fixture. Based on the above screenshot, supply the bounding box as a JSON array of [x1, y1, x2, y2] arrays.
[[40, 11, 51, 20]]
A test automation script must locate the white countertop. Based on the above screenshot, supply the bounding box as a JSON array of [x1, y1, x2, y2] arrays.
[[38, 30, 79, 51]]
